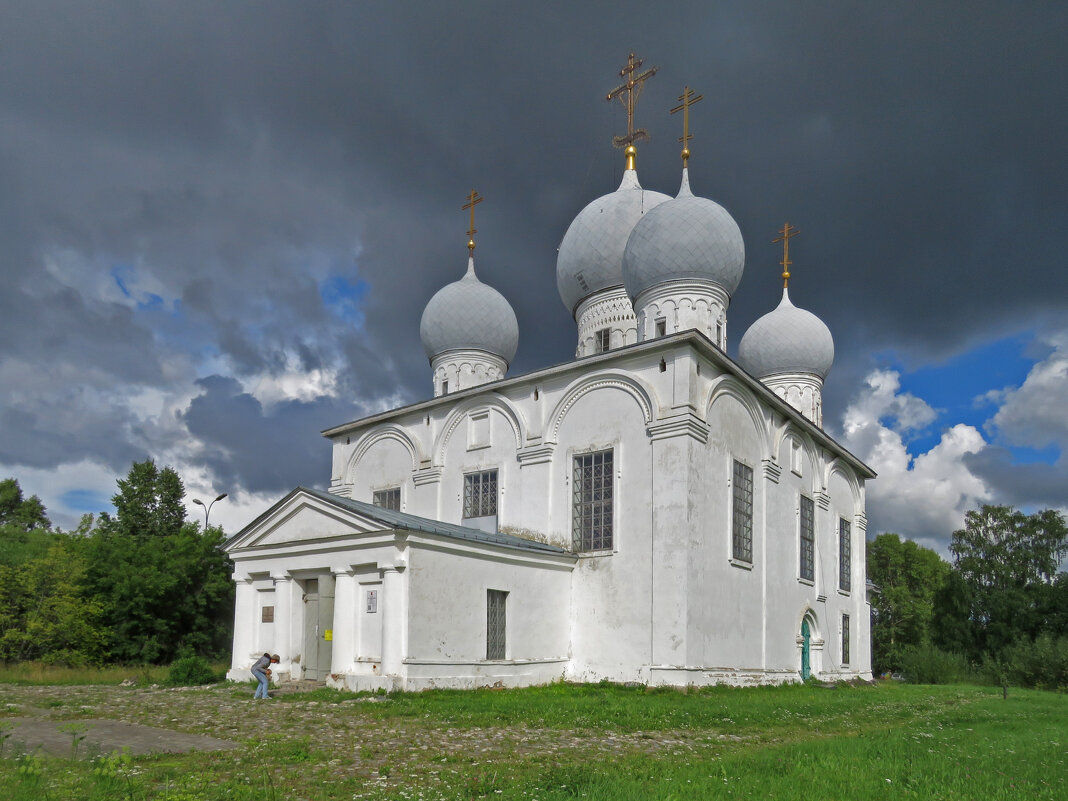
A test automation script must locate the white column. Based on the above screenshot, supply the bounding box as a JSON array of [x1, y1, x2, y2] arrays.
[[761, 460, 782, 672], [272, 575, 296, 675], [380, 564, 407, 679], [332, 570, 357, 674], [815, 490, 831, 603], [230, 577, 256, 669], [647, 434, 692, 671]]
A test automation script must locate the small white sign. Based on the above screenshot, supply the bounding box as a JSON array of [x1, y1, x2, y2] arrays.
[[366, 590, 378, 613]]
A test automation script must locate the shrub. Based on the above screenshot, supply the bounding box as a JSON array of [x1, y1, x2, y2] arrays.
[[167, 655, 220, 686], [899, 644, 973, 684], [996, 635, 1068, 691]]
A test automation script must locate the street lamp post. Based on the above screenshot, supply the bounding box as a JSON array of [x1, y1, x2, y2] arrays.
[[192, 493, 228, 529]]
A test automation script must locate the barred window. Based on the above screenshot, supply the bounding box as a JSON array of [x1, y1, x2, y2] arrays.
[[463, 470, 498, 519], [595, 328, 610, 353], [487, 589, 507, 660], [839, 517, 852, 592], [842, 613, 850, 664], [800, 495, 815, 581], [373, 487, 401, 511], [572, 449, 613, 552], [731, 460, 753, 563]]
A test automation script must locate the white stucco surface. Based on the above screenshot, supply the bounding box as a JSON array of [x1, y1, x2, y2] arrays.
[[228, 330, 874, 690]]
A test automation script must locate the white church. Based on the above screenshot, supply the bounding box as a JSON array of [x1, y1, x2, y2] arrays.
[[226, 68, 875, 690]]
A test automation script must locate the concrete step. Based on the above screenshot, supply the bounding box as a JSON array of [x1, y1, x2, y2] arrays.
[[274, 679, 326, 695]]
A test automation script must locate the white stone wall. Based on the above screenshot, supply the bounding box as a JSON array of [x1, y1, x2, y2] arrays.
[[403, 545, 572, 689], [312, 336, 873, 687]]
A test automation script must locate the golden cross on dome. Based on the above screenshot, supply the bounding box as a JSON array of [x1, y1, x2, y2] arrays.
[[463, 190, 483, 252], [670, 86, 703, 167], [773, 223, 800, 288], [606, 52, 658, 169]]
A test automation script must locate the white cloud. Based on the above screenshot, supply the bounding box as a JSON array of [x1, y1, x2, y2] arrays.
[[0, 459, 119, 531], [986, 329, 1068, 451], [179, 462, 281, 534], [245, 360, 340, 408], [836, 369, 990, 549]]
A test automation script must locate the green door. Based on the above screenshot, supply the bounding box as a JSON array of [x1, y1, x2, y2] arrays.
[[801, 619, 811, 680]]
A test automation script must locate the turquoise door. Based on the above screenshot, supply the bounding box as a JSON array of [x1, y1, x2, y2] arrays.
[[801, 619, 811, 680]]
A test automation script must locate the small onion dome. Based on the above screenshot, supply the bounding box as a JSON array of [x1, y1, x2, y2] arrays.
[[556, 169, 671, 315], [622, 169, 745, 301], [737, 288, 834, 380], [419, 257, 519, 363]]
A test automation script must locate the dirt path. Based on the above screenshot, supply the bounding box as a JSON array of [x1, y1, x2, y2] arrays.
[[1, 717, 239, 758]]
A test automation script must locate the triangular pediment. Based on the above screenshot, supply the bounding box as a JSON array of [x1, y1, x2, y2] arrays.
[[227, 489, 396, 551]]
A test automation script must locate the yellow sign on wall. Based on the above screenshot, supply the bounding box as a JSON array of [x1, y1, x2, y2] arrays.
[[324, 629, 333, 641]]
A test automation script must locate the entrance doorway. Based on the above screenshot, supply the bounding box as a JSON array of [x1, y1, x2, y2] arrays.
[[800, 618, 811, 680], [302, 575, 335, 680]]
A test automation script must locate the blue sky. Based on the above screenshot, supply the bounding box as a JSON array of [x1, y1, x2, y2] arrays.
[[881, 333, 1059, 464]]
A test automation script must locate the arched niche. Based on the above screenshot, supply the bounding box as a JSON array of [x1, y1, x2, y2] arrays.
[[705, 377, 771, 461], [546, 371, 656, 446], [432, 394, 525, 467], [345, 425, 421, 501]]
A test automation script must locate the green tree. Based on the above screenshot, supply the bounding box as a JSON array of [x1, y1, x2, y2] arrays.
[[866, 532, 952, 673], [0, 478, 49, 531], [939, 505, 1068, 659], [0, 478, 55, 567], [108, 460, 186, 539], [0, 537, 107, 665], [85, 461, 234, 663]]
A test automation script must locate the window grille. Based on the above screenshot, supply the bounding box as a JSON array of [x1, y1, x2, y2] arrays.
[[800, 495, 815, 581], [572, 449, 613, 551], [842, 613, 850, 664], [839, 517, 852, 592], [731, 460, 753, 563], [373, 487, 401, 511], [486, 589, 507, 660], [595, 328, 610, 353], [463, 470, 498, 519]]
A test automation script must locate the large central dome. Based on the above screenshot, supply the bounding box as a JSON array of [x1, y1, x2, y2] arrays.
[[556, 169, 670, 315], [622, 170, 745, 301]]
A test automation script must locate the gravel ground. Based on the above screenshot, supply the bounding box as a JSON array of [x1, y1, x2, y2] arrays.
[[0, 682, 719, 793]]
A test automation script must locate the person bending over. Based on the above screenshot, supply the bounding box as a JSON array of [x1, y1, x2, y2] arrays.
[[251, 653, 280, 699]]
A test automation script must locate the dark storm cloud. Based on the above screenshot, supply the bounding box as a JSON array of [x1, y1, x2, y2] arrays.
[[964, 448, 1068, 511], [0, 390, 147, 471], [180, 375, 358, 494], [1, 1, 1065, 507]]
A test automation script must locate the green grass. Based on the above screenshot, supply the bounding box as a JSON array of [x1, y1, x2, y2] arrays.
[[0, 662, 227, 686], [0, 681, 1065, 800]]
